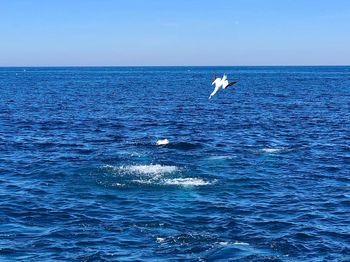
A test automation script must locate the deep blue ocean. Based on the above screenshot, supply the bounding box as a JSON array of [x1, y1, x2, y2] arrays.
[[0, 66, 349, 261]]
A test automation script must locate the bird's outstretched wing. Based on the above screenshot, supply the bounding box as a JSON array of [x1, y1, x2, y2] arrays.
[[225, 81, 238, 88]]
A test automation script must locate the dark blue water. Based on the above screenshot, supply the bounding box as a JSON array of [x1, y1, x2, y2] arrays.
[[0, 66, 349, 261]]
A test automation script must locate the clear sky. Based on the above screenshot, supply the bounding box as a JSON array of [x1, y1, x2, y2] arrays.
[[1, 0, 349, 66]]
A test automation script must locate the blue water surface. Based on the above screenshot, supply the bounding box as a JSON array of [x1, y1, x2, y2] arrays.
[[0, 66, 349, 261]]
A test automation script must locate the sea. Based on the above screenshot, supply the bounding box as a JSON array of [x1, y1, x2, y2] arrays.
[[0, 66, 349, 261]]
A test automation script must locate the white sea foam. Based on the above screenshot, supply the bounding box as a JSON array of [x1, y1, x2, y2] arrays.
[[102, 164, 115, 169], [103, 164, 178, 175], [156, 139, 169, 146], [131, 179, 154, 185], [219, 241, 249, 246], [111, 182, 124, 187], [156, 237, 165, 243], [163, 178, 211, 186], [132, 177, 211, 187], [117, 151, 143, 157], [208, 155, 234, 160], [120, 164, 178, 175], [101, 164, 212, 187], [261, 148, 282, 153]]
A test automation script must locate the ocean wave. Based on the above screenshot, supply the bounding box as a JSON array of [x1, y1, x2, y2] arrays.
[[156, 139, 169, 146], [131, 177, 212, 187], [218, 241, 249, 246], [261, 148, 283, 153], [155, 233, 216, 245], [207, 155, 235, 160], [167, 142, 201, 150], [103, 164, 178, 175], [120, 164, 178, 175], [101, 164, 211, 187], [163, 178, 212, 186], [156, 237, 165, 243], [111, 182, 124, 187]]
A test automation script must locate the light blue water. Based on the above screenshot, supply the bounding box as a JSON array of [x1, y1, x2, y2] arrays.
[[0, 66, 349, 261]]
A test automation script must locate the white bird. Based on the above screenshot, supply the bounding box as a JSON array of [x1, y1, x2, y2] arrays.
[[209, 74, 237, 99]]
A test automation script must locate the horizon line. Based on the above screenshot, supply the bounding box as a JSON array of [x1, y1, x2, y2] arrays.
[[0, 64, 349, 68]]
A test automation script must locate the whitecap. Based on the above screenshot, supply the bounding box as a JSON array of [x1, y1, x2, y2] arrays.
[[156, 139, 169, 146], [261, 148, 282, 153], [234, 241, 249, 245], [120, 164, 178, 175], [111, 182, 125, 187], [219, 241, 249, 246], [132, 177, 212, 187], [113, 150, 145, 158], [156, 237, 165, 243], [131, 179, 154, 185], [102, 164, 115, 169], [103, 164, 178, 175], [208, 155, 234, 160], [101, 164, 213, 188], [163, 178, 211, 186]]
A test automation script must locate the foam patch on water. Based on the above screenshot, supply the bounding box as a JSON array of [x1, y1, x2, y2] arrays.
[[119, 151, 144, 157], [156, 237, 165, 243], [208, 155, 235, 160], [103, 164, 178, 175], [219, 241, 249, 246], [132, 177, 212, 187], [101, 164, 212, 187], [120, 164, 178, 175], [156, 233, 216, 245], [261, 148, 283, 153], [163, 178, 211, 186], [156, 139, 169, 146]]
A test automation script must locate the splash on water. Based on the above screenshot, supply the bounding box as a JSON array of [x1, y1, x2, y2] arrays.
[[261, 148, 283, 153], [101, 164, 212, 187], [163, 178, 212, 186], [103, 164, 178, 175], [156, 139, 170, 146]]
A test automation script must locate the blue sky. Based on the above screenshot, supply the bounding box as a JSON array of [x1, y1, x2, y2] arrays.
[[1, 0, 349, 66]]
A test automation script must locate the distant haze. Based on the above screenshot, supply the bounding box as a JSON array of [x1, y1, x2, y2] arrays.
[[1, 0, 349, 66]]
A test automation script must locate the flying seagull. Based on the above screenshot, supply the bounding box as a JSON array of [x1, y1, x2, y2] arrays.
[[209, 74, 237, 99]]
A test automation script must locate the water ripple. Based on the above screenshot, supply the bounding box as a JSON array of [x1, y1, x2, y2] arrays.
[[0, 66, 349, 261]]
